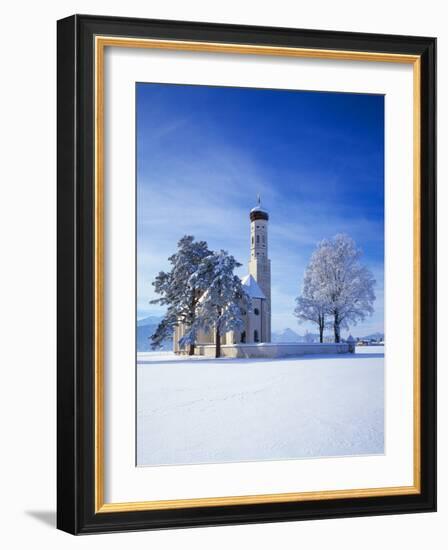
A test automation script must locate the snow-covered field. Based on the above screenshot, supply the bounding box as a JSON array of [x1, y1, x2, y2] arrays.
[[137, 348, 384, 466]]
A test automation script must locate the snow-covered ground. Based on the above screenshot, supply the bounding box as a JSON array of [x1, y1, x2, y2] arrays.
[[137, 348, 384, 466]]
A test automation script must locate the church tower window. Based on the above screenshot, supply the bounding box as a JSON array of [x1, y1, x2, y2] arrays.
[[254, 330, 259, 343]]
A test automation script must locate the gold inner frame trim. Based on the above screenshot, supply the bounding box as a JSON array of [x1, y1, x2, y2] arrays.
[[94, 35, 422, 513]]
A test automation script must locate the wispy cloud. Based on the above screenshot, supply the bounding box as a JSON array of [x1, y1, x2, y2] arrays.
[[136, 84, 384, 335]]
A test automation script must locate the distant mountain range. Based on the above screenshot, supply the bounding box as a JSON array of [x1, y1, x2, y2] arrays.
[[137, 316, 165, 327], [272, 328, 384, 343], [271, 328, 318, 342], [357, 332, 384, 342]]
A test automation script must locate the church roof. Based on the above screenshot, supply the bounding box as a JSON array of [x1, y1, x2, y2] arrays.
[[241, 274, 266, 299]]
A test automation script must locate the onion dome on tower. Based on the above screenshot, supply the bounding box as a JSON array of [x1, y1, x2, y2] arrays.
[[250, 195, 269, 222]]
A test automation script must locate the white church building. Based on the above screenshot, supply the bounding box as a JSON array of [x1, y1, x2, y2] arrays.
[[173, 199, 350, 358]]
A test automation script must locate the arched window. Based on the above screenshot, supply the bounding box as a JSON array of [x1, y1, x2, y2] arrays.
[[254, 308, 259, 315], [251, 236, 254, 245], [240, 331, 246, 343], [254, 330, 259, 343], [256, 235, 260, 244]]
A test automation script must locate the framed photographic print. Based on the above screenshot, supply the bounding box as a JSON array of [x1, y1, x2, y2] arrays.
[[57, 14, 436, 534]]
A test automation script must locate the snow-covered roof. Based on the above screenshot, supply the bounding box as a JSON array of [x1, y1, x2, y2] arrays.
[[250, 196, 269, 220], [250, 205, 268, 214], [241, 274, 266, 299]]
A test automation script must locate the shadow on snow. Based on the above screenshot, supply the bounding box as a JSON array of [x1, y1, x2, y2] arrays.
[[137, 351, 384, 366]]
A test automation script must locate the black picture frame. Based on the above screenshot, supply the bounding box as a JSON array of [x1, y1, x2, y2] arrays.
[[57, 14, 436, 535]]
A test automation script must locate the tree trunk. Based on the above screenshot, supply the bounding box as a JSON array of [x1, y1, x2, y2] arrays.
[[334, 312, 341, 343], [188, 293, 197, 356], [215, 326, 221, 358], [318, 313, 324, 343]]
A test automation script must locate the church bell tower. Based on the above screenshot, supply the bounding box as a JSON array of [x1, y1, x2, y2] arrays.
[[248, 196, 271, 342]]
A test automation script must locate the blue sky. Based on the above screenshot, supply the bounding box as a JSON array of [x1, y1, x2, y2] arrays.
[[136, 83, 384, 337]]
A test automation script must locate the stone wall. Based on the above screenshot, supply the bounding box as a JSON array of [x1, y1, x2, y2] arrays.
[[194, 342, 350, 358]]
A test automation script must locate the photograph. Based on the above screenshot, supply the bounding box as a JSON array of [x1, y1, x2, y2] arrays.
[[136, 83, 385, 467], [54, 12, 436, 535]]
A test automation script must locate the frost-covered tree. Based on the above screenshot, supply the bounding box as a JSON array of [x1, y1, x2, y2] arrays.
[[150, 316, 175, 350], [294, 266, 328, 343], [182, 250, 251, 358], [150, 235, 211, 355], [309, 234, 376, 343]]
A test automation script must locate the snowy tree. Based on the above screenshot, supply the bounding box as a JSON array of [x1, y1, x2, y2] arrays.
[[150, 235, 211, 354], [308, 234, 376, 343], [149, 315, 175, 350], [294, 265, 328, 343], [182, 250, 251, 358]]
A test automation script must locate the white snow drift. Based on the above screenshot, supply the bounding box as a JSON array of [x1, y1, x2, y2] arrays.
[[137, 348, 384, 466]]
